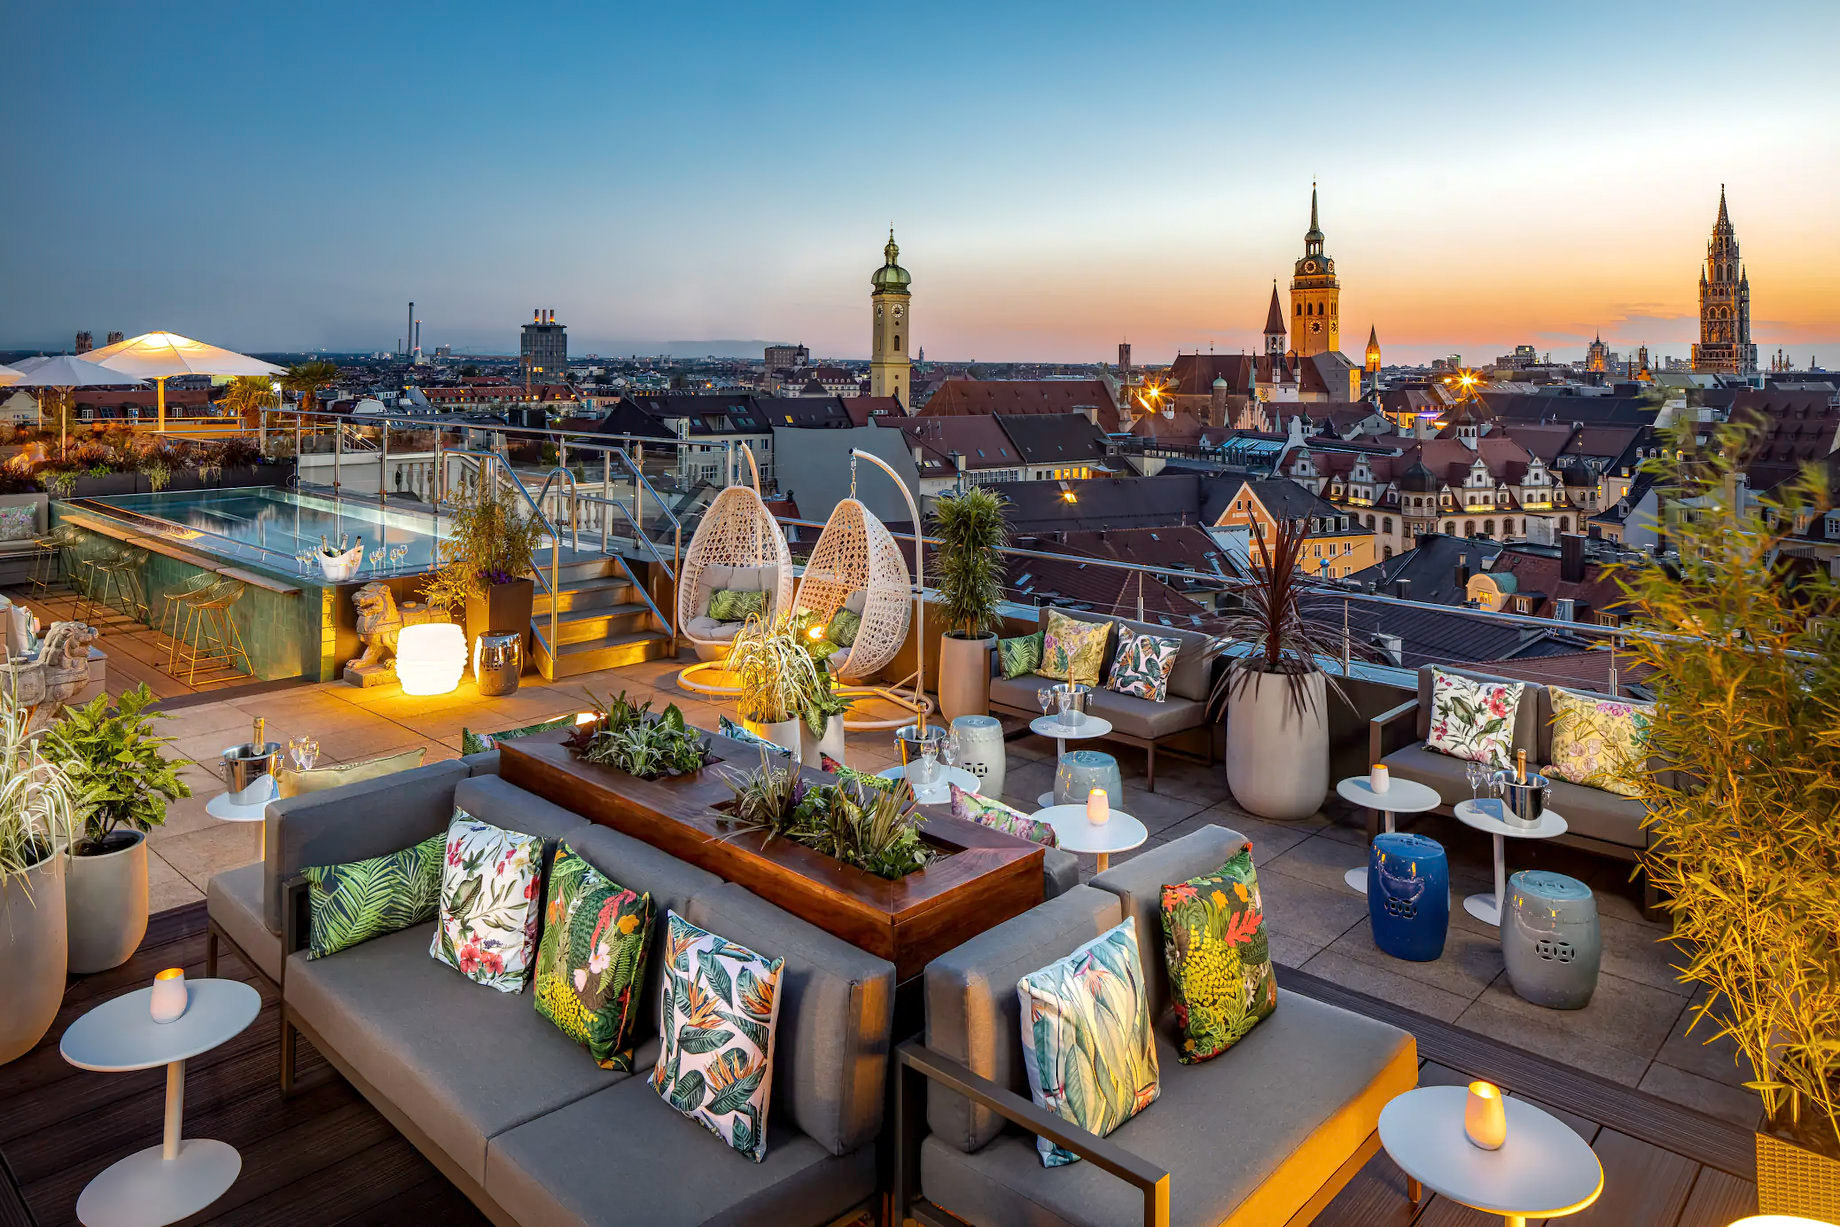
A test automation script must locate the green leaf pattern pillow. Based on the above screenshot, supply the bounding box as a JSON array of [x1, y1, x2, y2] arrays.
[[825, 606, 861, 648], [1104, 630, 1182, 702], [430, 812, 544, 993], [999, 630, 1043, 679], [707, 588, 766, 623], [1426, 669, 1525, 768], [304, 832, 444, 959], [948, 782, 1058, 847], [1160, 848, 1277, 1063], [532, 845, 653, 1070], [1037, 612, 1110, 687]]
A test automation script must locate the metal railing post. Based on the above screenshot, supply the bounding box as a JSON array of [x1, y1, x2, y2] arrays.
[[379, 420, 388, 501], [602, 450, 612, 553], [332, 417, 341, 493]]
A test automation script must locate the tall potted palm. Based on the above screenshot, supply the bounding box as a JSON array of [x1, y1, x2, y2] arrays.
[[0, 690, 80, 1065], [424, 476, 546, 662], [930, 487, 1009, 721], [1622, 429, 1840, 1216]]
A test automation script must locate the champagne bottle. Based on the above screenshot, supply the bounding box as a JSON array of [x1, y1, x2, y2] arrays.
[[253, 715, 266, 752], [1515, 748, 1526, 785]]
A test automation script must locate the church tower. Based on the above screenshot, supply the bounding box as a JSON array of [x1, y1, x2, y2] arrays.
[[1288, 183, 1340, 358], [1692, 186, 1757, 375], [1364, 326, 1381, 374], [869, 228, 912, 409], [1263, 281, 1286, 358]]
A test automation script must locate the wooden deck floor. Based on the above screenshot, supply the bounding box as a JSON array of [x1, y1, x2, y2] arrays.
[[0, 910, 1760, 1227]]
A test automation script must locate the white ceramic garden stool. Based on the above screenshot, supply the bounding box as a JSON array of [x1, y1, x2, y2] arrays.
[[949, 715, 1006, 798]]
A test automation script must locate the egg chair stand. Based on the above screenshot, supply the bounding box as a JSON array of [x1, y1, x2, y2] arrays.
[[821, 449, 931, 731], [675, 444, 793, 695]]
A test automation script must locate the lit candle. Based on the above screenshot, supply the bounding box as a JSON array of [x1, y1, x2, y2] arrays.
[[1464, 1080, 1506, 1150], [1087, 787, 1110, 825], [1370, 763, 1390, 793], [149, 968, 188, 1025]]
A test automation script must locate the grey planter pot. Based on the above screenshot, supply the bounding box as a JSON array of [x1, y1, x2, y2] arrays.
[[937, 632, 996, 722], [799, 714, 846, 768], [66, 830, 149, 974], [1225, 669, 1329, 820], [0, 849, 68, 1066]]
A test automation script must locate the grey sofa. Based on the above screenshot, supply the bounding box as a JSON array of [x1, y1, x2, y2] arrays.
[[1370, 664, 1658, 904], [0, 493, 50, 586], [899, 826, 1419, 1227], [987, 607, 1216, 791], [212, 757, 895, 1227]]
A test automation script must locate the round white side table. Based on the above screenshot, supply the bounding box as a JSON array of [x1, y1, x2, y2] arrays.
[[877, 762, 980, 806], [1028, 713, 1114, 807], [1379, 1085, 1602, 1225], [1335, 776, 1443, 894], [1032, 803, 1147, 873], [61, 979, 262, 1227], [206, 774, 276, 858], [1453, 800, 1568, 927]]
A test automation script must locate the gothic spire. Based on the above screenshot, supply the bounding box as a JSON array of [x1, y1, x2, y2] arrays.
[[1306, 180, 1323, 242], [1716, 183, 1730, 230], [1264, 281, 1286, 336]]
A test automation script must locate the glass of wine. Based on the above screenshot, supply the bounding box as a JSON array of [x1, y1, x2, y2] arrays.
[[288, 736, 320, 772], [1037, 688, 1055, 724], [1465, 759, 1488, 800]]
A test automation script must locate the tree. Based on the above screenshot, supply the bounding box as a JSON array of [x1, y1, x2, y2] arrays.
[[218, 376, 279, 432], [459, 364, 480, 378], [282, 359, 340, 423]]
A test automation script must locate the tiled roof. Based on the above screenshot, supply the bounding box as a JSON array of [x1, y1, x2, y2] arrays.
[[918, 378, 1123, 431], [995, 413, 1110, 466], [845, 395, 903, 426], [874, 414, 1019, 472], [1467, 649, 1655, 698], [1348, 533, 1505, 604], [1129, 406, 1210, 445]]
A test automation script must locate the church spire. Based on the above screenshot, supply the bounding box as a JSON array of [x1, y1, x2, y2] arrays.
[[1716, 183, 1730, 231], [1264, 281, 1286, 336], [1306, 180, 1323, 244]]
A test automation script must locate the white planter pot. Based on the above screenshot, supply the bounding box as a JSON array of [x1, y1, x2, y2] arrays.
[[799, 714, 847, 768], [67, 830, 149, 974], [744, 717, 804, 763], [938, 632, 996, 723], [1, 848, 68, 1065], [1225, 670, 1329, 820]]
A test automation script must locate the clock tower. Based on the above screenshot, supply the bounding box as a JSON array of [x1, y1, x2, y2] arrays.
[[869, 228, 912, 410], [1288, 183, 1340, 358]]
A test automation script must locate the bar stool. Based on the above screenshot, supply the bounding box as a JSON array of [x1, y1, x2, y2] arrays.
[[27, 524, 76, 594], [180, 580, 251, 684], [94, 546, 149, 622], [73, 543, 123, 622], [157, 571, 221, 645]]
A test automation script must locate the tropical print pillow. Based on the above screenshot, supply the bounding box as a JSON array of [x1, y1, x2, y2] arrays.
[[651, 912, 785, 1162], [949, 782, 1058, 847], [718, 715, 792, 756], [1017, 917, 1161, 1167], [430, 813, 544, 993], [999, 630, 1043, 679], [1037, 612, 1110, 687], [707, 588, 766, 623], [0, 507, 35, 542], [1160, 848, 1277, 1064], [1545, 688, 1652, 798], [303, 832, 444, 959], [1105, 630, 1182, 702], [826, 606, 862, 648], [461, 714, 578, 756], [532, 845, 653, 1070], [1426, 669, 1525, 768]]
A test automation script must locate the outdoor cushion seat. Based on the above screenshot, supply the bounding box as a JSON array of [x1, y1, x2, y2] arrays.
[[460, 748, 501, 776], [1042, 848, 1080, 898], [484, 1075, 877, 1227], [452, 774, 593, 844], [285, 923, 635, 1184], [1544, 777, 1646, 849], [1376, 742, 1476, 806], [919, 991, 1417, 1227], [1083, 690, 1207, 743], [684, 614, 743, 642], [206, 861, 282, 983], [989, 673, 1058, 714]]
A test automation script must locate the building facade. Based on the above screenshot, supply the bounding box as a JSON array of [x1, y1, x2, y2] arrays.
[[1691, 186, 1758, 375], [1289, 184, 1340, 358], [519, 309, 568, 385], [868, 229, 912, 409]]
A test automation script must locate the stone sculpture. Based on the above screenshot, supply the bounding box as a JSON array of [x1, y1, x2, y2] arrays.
[[345, 581, 444, 686]]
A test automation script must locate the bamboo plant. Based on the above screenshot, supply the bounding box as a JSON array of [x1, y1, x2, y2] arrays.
[[930, 487, 1010, 638]]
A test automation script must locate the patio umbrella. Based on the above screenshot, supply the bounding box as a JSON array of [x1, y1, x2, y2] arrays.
[[6, 355, 147, 454], [0, 362, 21, 387], [81, 331, 283, 432]]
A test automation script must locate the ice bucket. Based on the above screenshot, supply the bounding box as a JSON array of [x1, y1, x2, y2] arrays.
[[222, 741, 282, 805], [1490, 770, 1550, 830]]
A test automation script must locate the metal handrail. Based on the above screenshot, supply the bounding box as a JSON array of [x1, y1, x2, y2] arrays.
[[444, 447, 568, 655], [532, 467, 582, 553]]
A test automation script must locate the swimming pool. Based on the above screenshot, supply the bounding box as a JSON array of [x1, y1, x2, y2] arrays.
[[78, 487, 447, 582]]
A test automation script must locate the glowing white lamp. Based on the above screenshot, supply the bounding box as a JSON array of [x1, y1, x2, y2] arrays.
[[397, 623, 465, 696], [1464, 1080, 1506, 1150], [1087, 787, 1110, 825], [1370, 763, 1390, 793], [149, 968, 188, 1024]]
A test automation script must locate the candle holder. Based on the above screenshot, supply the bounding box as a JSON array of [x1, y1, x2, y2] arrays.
[[1464, 1080, 1506, 1150], [1370, 763, 1390, 793], [1087, 787, 1110, 826], [149, 968, 188, 1025]]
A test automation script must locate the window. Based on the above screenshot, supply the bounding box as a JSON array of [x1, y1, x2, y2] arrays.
[[1464, 520, 1476, 535], [1295, 303, 1302, 316], [1483, 519, 1495, 536], [1559, 516, 1570, 532], [894, 334, 900, 351], [1382, 517, 1393, 534], [1443, 521, 1455, 535]]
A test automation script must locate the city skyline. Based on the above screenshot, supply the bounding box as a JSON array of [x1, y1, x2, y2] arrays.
[[3, 1, 1837, 365]]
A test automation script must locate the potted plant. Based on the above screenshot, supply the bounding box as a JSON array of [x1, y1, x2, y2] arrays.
[[1208, 518, 1358, 820], [725, 753, 930, 880], [424, 476, 546, 660], [563, 688, 713, 779], [1621, 428, 1840, 1216], [0, 689, 80, 1065], [726, 614, 821, 761], [789, 611, 853, 765], [930, 487, 1009, 721], [46, 684, 193, 974]]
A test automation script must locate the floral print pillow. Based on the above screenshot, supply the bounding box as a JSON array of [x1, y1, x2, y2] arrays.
[[1426, 669, 1525, 768], [532, 845, 653, 1070], [1037, 611, 1110, 687], [999, 631, 1043, 679], [1017, 917, 1160, 1167], [1160, 849, 1277, 1064], [0, 507, 35, 542], [1104, 630, 1182, 702], [430, 812, 544, 993], [652, 912, 784, 1162], [949, 782, 1058, 847], [1545, 688, 1652, 798]]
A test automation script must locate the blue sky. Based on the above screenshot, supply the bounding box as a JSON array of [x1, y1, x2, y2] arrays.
[[3, 0, 1837, 365]]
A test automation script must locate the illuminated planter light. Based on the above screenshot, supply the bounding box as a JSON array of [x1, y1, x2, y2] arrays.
[[398, 623, 466, 696]]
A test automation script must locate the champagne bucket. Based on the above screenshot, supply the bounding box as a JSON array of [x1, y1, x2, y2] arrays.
[[1048, 682, 1091, 722], [1490, 770, 1550, 830], [223, 741, 282, 805], [894, 724, 948, 768]]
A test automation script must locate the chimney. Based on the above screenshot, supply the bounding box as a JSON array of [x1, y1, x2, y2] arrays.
[[534, 308, 541, 323], [1454, 560, 1470, 590], [1560, 533, 1586, 583], [951, 451, 966, 472], [407, 302, 414, 355], [911, 445, 924, 466], [1371, 632, 1404, 665], [1393, 578, 1411, 601]]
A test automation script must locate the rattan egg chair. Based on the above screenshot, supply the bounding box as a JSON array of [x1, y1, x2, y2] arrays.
[[675, 445, 792, 667], [794, 497, 910, 683]]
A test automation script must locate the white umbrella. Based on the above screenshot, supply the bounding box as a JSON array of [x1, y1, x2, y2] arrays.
[[0, 362, 21, 387], [81, 331, 284, 431], [4, 354, 147, 454]]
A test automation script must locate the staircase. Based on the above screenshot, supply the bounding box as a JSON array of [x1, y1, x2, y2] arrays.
[[530, 555, 674, 680]]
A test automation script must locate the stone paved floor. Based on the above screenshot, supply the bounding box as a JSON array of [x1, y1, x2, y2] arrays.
[[146, 648, 1759, 1133]]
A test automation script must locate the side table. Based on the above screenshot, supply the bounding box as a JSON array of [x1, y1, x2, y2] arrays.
[[1028, 713, 1114, 808], [205, 774, 277, 858], [1335, 776, 1442, 894], [1454, 799, 1568, 927], [1032, 803, 1147, 873], [60, 978, 263, 1227]]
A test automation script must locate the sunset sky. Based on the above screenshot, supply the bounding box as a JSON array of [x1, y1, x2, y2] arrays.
[[3, 0, 1836, 366]]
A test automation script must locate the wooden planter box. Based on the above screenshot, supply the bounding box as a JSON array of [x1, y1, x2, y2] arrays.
[[499, 729, 1044, 979]]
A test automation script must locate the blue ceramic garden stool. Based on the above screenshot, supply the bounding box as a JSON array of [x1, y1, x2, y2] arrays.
[[1503, 870, 1600, 1009], [1053, 750, 1122, 807], [1367, 832, 1449, 962]]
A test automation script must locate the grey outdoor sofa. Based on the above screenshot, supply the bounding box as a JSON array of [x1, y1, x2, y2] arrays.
[[987, 607, 1216, 791], [898, 826, 1420, 1227]]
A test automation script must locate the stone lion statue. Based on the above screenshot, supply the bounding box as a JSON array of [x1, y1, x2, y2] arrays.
[[0, 622, 100, 732], [345, 582, 444, 686]]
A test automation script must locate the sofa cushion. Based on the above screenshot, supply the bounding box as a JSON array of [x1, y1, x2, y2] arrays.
[[950, 783, 1057, 847], [531, 845, 653, 1071], [1105, 630, 1182, 703], [461, 749, 502, 776], [1544, 688, 1652, 798], [1425, 668, 1526, 769], [1415, 664, 1536, 757], [303, 831, 443, 959], [1088, 826, 1249, 1021], [1160, 847, 1277, 1063], [485, 1075, 876, 1227], [1547, 777, 1647, 849], [925, 884, 1123, 1153], [920, 990, 1417, 1227], [1088, 690, 1207, 742], [1377, 742, 1474, 807], [285, 923, 629, 1183], [206, 862, 281, 983], [999, 630, 1043, 679], [431, 816, 545, 993], [1038, 611, 1112, 687], [461, 714, 577, 756], [708, 588, 767, 622], [989, 672, 1055, 714], [1043, 849, 1081, 899], [687, 883, 895, 1158], [452, 774, 592, 845], [276, 747, 427, 800], [265, 759, 469, 932], [685, 615, 744, 642]]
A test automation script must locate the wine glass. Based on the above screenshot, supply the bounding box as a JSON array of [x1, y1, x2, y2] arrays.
[[289, 736, 320, 771], [389, 544, 408, 570], [1037, 688, 1055, 725], [1464, 759, 1488, 800], [916, 739, 939, 790], [368, 548, 386, 571]]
